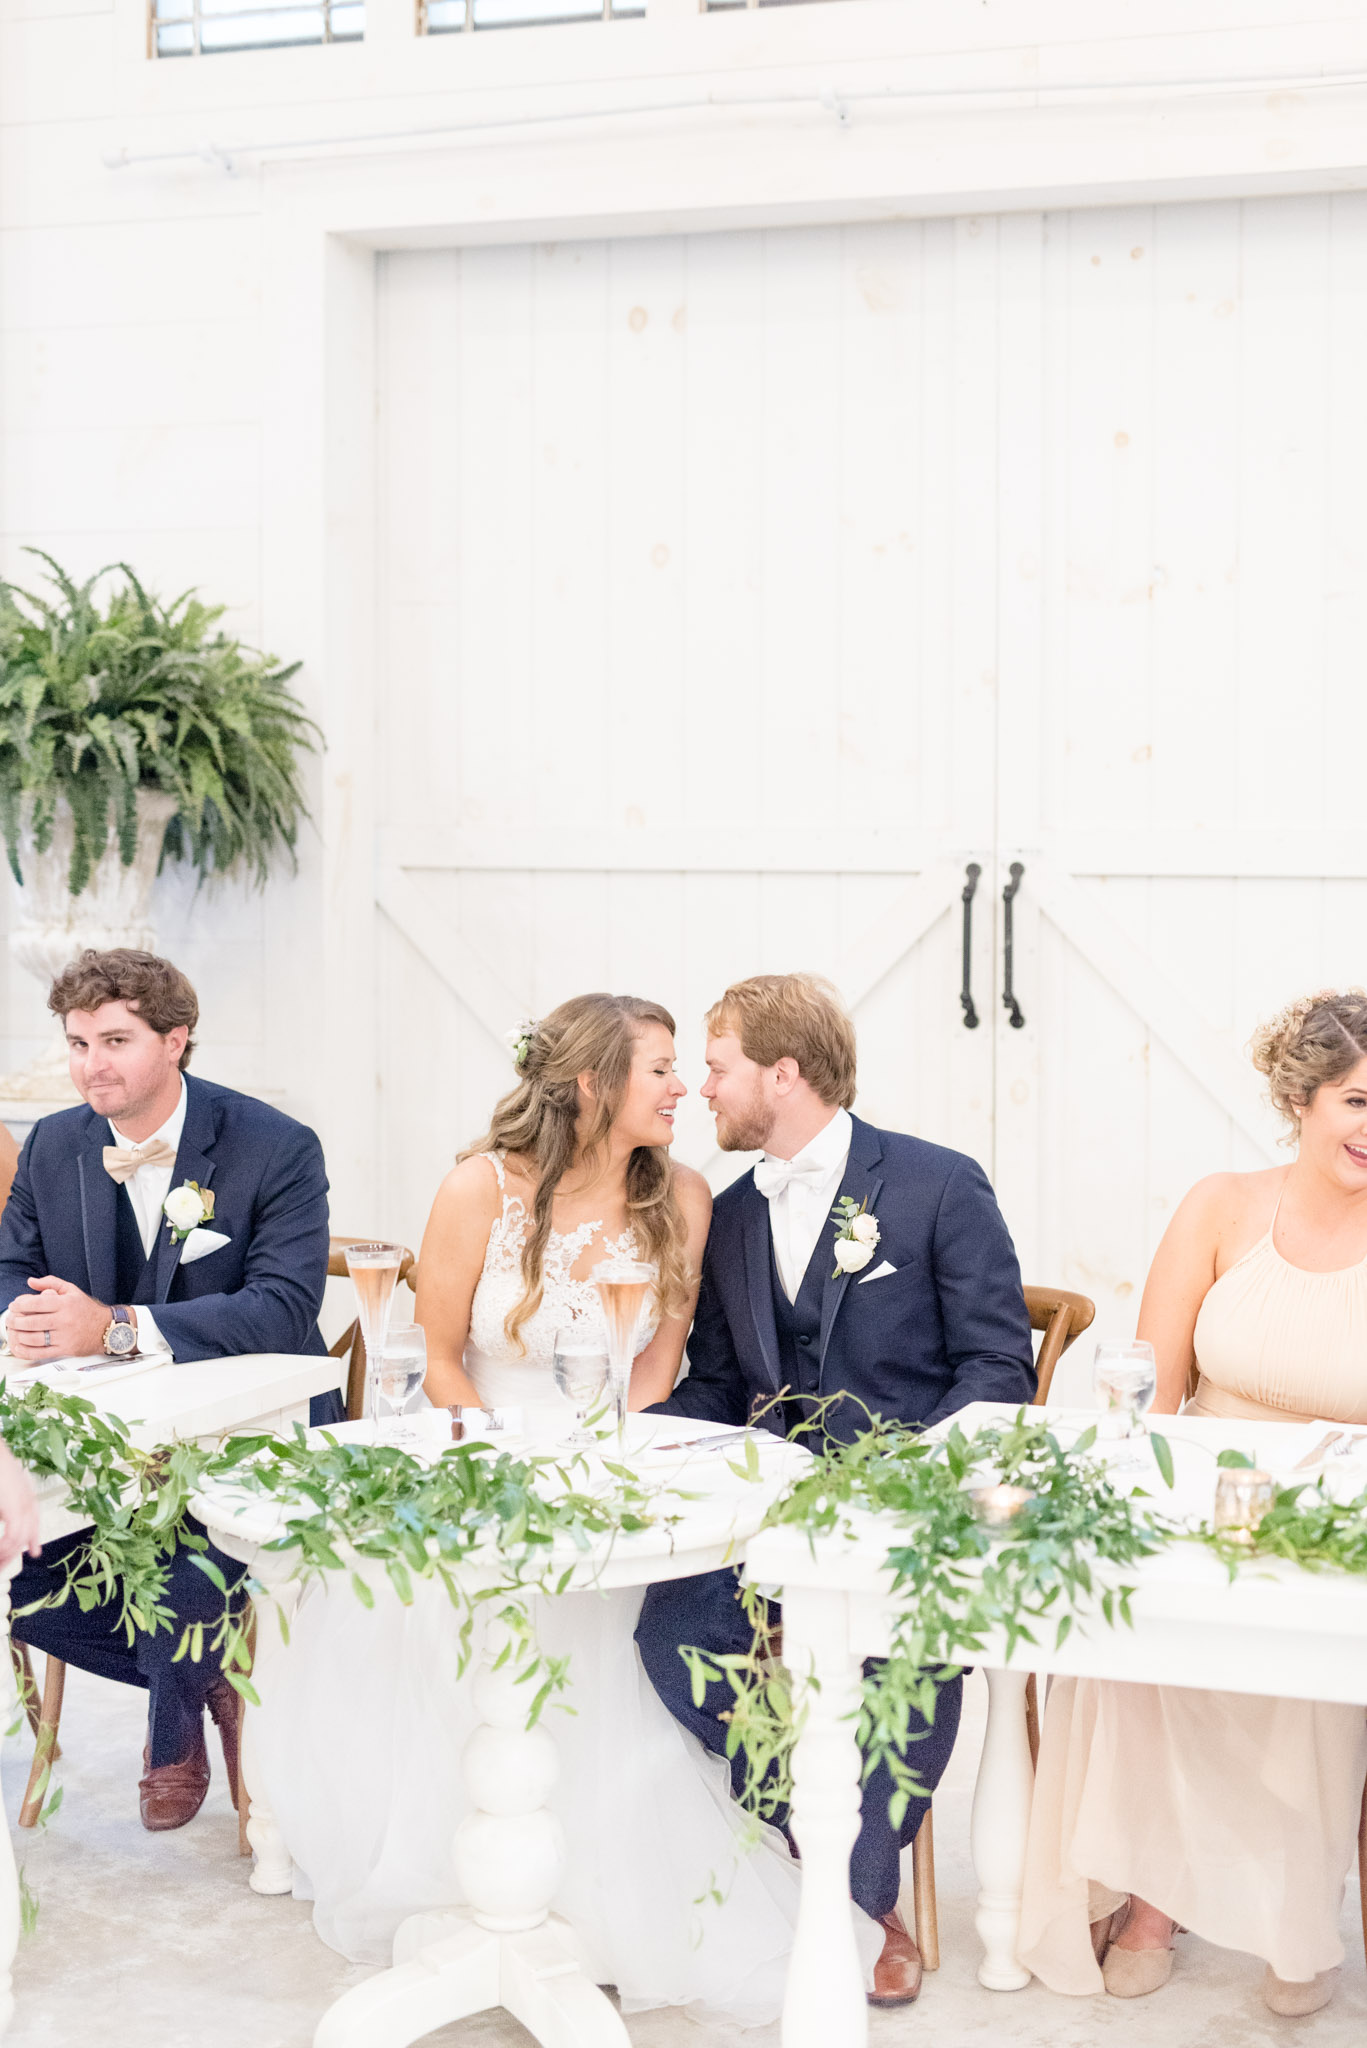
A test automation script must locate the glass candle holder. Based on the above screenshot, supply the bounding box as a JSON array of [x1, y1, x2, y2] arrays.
[[969, 1482, 1034, 1533], [1212, 1467, 1275, 1543]]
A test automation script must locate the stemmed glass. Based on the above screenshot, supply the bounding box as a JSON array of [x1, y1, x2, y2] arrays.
[[374, 1325, 427, 1445], [591, 1258, 657, 1452], [1092, 1339, 1158, 1471], [552, 1329, 610, 1448], [344, 1242, 404, 1424]]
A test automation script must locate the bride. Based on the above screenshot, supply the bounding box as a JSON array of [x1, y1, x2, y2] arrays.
[[249, 994, 855, 2022]]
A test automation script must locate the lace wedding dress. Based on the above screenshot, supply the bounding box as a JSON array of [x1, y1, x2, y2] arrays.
[[249, 1154, 861, 2022]]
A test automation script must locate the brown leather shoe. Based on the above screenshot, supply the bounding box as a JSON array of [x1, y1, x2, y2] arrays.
[[139, 1730, 210, 1831], [869, 1909, 923, 2007], [205, 1674, 242, 1808]]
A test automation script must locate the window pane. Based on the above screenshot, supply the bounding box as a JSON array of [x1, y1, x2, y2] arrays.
[[474, 0, 600, 24], [200, 7, 325, 43], [331, 2, 364, 30], [425, 0, 465, 26], [154, 21, 196, 49]]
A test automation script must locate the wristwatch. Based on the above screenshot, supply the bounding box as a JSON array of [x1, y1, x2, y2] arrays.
[[102, 1306, 140, 1359]]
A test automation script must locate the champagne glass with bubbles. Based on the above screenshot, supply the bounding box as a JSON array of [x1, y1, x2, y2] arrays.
[[1092, 1339, 1158, 1470], [591, 1258, 657, 1452], [344, 1242, 404, 1425], [552, 1328, 609, 1448]]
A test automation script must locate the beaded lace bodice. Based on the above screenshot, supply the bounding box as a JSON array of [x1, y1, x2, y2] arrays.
[[464, 1152, 659, 1402]]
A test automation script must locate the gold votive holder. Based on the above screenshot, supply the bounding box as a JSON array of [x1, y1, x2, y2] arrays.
[[1212, 1467, 1274, 1543], [969, 1483, 1034, 1533]]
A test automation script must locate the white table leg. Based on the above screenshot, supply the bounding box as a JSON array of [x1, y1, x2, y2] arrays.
[[780, 1585, 867, 2048], [243, 1585, 301, 1896], [313, 1614, 629, 2048], [971, 1666, 1033, 1990], [0, 1567, 20, 2036]]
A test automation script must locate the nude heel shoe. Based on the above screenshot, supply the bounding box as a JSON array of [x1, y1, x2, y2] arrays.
[[1101, 1944, 1174, 1997], [1261, 1967, 1338, 2017]]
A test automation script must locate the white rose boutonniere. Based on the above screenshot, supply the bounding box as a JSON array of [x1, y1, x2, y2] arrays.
[[163, 1180, 215, 1244], [831, 1196, 880, 1278]]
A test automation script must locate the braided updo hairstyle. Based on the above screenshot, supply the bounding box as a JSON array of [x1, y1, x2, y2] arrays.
[[1249, 989, 1367, 1143], [461, 993, 691, 1352]]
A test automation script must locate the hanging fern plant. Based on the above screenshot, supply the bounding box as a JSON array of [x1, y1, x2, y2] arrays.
[[0, 550, 319, 895]]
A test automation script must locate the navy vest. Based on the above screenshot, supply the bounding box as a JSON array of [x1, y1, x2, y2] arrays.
[[114, 1186, 156, 1305], [770, 1231, 825, 1435]]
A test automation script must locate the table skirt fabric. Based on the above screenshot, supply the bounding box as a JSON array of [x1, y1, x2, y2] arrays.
[[1018, 1674, 1367, 1991]]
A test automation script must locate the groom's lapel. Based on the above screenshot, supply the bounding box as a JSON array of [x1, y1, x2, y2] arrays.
[[151, 1078, 218, 1305], [76, 1112, 118, 1308], [739, 1178, 783, 1394], [818, 1117, 884, 1379]]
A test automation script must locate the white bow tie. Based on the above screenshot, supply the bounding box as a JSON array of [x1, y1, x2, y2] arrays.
[[753, 1156, 829, 1201]]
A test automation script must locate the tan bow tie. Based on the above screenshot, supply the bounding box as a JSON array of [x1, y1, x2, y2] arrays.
[[103, 1137, 178, 1185]]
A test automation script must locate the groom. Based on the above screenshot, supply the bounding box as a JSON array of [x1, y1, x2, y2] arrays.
[[635, 973, 1035, 2005], [0, 947, 339, 1830]]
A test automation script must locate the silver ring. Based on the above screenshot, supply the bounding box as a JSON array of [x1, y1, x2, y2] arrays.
[[42, 1330, 51, 1348]]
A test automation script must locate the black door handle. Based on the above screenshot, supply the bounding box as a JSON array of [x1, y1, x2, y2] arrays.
[[1002, 863, 1025, 1029], [960, 864, 981, 1029]]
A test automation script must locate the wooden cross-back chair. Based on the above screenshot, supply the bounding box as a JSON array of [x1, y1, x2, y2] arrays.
[[9, 1233, 421, 1843], [904, 1283, 1097, 1964]]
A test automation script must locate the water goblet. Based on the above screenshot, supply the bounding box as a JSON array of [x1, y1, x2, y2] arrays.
[[373, 1324, 427, 1444], [591, 1258, 657, 1452], [552, 1328, 610, 1447], [1092, 1339, 1158, 1471]]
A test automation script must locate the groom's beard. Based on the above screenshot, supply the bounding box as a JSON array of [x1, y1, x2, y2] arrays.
[[713, 1087, 775, 1155]]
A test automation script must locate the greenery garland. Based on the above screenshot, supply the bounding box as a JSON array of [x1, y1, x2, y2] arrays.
[[682, 1410, 1175, 1826], [0, 1382, 681, 1829], [8, 1383, 1367, 1863]]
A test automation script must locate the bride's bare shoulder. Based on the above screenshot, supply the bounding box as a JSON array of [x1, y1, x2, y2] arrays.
[[671, 1162, 713, 1219], [427, 1152, 505, 1230]]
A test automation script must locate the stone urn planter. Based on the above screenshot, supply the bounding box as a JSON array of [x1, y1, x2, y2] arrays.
[[0, 789, 179, 1119]]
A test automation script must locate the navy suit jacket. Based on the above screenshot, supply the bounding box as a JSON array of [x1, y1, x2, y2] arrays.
[[0, 1074, 330, 1362], [660, 1114, 1035, 1438]]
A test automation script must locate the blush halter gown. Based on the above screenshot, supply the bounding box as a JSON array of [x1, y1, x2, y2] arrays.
[[1019, 1198, 1367, 1992], [248, 1152, 879, 2021]]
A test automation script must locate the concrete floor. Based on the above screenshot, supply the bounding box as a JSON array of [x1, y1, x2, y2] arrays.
[[5, 1662, 1366, 2048]]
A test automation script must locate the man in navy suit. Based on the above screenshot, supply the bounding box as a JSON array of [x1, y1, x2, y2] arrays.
[[0, 948, 338, 1830], [635, 973, 1034, 2005]]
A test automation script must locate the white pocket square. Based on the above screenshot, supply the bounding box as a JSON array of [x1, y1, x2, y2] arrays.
[[179, 1227, 230, 1266], [857, 1260, 898, 1285]]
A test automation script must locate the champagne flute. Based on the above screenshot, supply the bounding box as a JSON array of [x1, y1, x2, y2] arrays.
[[591, 1258, 657, 1452], [374, 1325, 427, 1444], [344, 1242, 404, 1424], [552, 1329, 610, 1448], [1092, 1339, 1158, 1471]]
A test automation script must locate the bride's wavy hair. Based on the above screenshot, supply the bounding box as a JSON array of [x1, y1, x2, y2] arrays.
[[461, 994, 692, 1353]]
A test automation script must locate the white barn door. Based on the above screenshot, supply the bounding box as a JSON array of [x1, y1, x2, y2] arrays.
[[374, 227, 1004, 1246], [988, 196, 1367, 1366]]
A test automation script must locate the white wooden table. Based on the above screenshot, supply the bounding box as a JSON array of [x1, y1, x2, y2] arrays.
[[195, 1416, 809, 2048], [743, 1402, 1367, 2048], [0, 1351, 342, 2037]]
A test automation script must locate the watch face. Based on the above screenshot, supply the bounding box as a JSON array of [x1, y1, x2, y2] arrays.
[[105, 1320, 138, 1357]]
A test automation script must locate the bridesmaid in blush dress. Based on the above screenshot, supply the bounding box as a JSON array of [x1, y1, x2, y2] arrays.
[[1020, 990, 1367, 2018]]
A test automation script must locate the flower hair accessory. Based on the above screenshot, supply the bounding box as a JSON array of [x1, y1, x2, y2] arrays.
[[505, 1020, 538, 1072]]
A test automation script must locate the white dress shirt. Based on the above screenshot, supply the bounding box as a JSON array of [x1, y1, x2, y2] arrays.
[[106, 1077, 187, 1357], [757, 1106, 853, 1303]]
